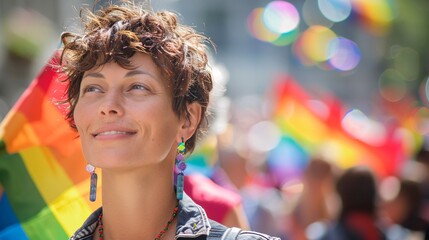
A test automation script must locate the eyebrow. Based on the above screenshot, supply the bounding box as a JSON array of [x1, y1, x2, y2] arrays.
[[82, 69, 157, 79], [125, 69, 156, 79], [83, 72, 104, 79]]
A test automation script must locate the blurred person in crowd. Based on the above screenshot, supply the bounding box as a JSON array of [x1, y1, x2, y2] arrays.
[[216, 131, 286, 238], [184, 173, 250, 229], [319, 166, 386, 240], [415, 143, 429, 223], [214, 97, 286, 236], [60, 1, 280, 239], [382, 178, 429, 240], [287, 157, 338, 240]]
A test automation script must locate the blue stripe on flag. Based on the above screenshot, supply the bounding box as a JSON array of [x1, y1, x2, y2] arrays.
[[0, 193, 29, 239]]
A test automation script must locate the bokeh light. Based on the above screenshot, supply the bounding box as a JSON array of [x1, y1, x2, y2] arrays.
[[415, 107, 429, 135], [352, 0, 395, 24], [306, 222, 328, 240], [419, 76, 429, 107], [341, 109, 386, 146], [378, 69, 407, 102], [296, 25, 337, 63], [247, 120, 282, 152], [271, 28, 299, 46], [247, 2, 300, 47], [328, 37, 361, 71], [392, 47, 419, 82], [247, 8, 279, 43], [302, 0, 334, 28], [263, 1, 300, 34], [379, 176, 400, 201], [424, 77, 429, 105], [352, 0, 396, 34], [318, 0, 352, 23]]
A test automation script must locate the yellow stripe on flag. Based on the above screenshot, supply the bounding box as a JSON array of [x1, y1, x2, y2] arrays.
[[20, 147, 93, 236]]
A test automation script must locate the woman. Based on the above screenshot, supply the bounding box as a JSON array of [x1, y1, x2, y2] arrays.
[[60, 1, 280, 239]]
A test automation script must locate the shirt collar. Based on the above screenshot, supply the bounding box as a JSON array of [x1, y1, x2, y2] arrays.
[[69, 193, 211, 240], [176, 193, 211, 239]]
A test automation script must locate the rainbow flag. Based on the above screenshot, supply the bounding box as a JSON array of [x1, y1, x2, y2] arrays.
[[0, 54, 100, 239], [270, 74, 406, 179]]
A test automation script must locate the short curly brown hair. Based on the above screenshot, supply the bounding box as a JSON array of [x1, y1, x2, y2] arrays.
[[60, 1, 213, 153]]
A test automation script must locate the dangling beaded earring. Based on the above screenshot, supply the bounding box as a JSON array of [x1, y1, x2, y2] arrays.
[[175, 138, 186, 200], [86, 164, 98, 202]]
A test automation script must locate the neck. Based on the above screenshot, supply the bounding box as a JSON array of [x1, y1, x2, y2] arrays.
[[100, 162, 177, 240]]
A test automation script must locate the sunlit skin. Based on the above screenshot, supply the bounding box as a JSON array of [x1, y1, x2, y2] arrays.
[[73, 53, 202, 239], [74, 53, 182, 171]]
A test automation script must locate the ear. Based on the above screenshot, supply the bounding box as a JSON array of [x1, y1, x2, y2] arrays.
[[177, 102, 202, 142]]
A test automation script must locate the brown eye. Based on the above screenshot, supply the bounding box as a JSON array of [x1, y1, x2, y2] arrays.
[[82, 85, 103, 94], [130, 84, 148, 91]]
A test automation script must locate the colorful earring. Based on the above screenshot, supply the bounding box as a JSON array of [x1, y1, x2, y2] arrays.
[[86, 164, 97, 202], [175, 138, 186, 200]]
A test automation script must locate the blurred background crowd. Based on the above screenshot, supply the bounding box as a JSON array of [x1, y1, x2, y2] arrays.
[[1, 0, 429, 239]]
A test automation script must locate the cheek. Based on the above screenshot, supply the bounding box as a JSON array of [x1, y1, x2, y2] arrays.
[[73, 102, 87, 132], [149, 112, 181, 142]]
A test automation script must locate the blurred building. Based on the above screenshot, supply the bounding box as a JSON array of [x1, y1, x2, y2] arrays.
[[0, 0, 426, 125], [0, 0, 86, 119]]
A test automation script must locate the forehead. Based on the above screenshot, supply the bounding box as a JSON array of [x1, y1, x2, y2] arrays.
[[87, 53, 155, 71], [83, 53, 168, 84]]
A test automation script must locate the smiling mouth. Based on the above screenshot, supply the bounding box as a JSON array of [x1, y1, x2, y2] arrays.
[[93, 130, 137, 137]]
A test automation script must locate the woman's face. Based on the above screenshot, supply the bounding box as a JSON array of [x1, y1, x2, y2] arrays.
[[74, 53, 183, 170]]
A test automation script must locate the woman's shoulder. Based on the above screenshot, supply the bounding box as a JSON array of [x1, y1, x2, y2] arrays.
[[208, 220, 281, 240]]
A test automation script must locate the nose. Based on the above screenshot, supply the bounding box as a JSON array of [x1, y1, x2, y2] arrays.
[[99, 92, 124, 117]]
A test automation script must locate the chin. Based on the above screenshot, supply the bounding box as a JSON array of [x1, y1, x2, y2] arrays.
[[86, 153, 134, 169], [101, 156, 162, 171]]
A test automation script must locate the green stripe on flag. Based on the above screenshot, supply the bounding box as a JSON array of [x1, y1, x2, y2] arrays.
[[0, 141, 68, 239]]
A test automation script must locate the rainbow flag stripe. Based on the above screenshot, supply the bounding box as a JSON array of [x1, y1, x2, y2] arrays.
[[272, 74, 405, 177], [0, 54, 100, 239]]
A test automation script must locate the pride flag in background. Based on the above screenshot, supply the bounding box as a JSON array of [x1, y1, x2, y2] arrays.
[[269, 74, 407, 184], [0, 54, 99, 239]]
